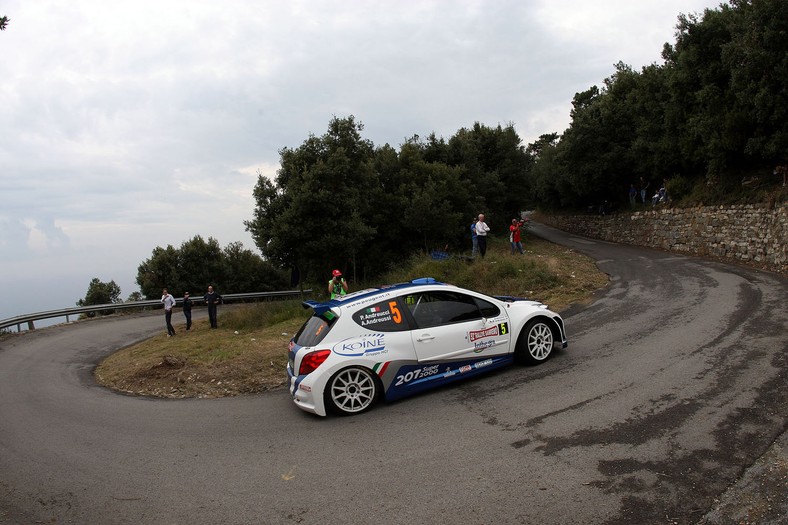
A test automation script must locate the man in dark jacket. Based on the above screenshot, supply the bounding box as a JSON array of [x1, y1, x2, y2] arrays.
[[203, 285, 222, 329], [182, 292, 193, 330]]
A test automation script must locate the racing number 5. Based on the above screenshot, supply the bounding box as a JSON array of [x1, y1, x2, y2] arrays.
[[389, 301, 402, 324]]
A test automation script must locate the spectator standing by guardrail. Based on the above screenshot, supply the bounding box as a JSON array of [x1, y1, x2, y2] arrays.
[[182, 292, 193, 331], [161, 288, 176, 337], [204, 285, 222, 329], [470, 218, 478, 257], [509, 218, 524, 254], [475, 214, 491, 258]]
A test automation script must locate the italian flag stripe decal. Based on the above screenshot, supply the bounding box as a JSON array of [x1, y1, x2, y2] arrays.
[[373, 361, 390, 376]]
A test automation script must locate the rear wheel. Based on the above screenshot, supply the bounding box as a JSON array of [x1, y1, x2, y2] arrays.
[[325, 367, 378, 415], [515, 319, 554, 365]]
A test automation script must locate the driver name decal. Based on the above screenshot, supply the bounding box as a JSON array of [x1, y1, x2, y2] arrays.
[[359, 306, 392, 326]]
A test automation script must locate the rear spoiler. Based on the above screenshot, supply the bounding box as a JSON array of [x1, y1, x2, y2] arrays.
[[302, 300, 335, 317], [493, 295, 527, 302]]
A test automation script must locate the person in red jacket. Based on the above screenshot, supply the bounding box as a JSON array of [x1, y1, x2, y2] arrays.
[[509, 218, 524, 255]]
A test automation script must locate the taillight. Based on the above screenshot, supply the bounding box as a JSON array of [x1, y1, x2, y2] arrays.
[[299, 350, 331, 375]]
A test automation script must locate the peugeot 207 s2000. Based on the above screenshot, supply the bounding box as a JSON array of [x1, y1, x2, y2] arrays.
[[287, 278, 567, 416]]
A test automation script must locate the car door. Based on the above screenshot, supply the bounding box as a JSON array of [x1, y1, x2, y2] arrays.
[[403, 290, 511, 362]]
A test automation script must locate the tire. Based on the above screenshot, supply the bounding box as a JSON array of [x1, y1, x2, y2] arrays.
[[515, 319, 554, 365], [325, 367, 379, 415]]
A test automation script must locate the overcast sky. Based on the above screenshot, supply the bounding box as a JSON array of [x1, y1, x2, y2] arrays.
[[0, 0, 722, 323]]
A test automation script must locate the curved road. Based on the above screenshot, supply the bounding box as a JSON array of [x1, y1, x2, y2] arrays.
[[1, 225, 786, 525]]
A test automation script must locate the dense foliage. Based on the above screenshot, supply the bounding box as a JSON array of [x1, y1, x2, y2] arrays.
[[77, 278, 122, 316], [247, 1, 786, 287], [244, 117, 532, 285], [135, 236, 289, 299], [530, 0, 787, 210]]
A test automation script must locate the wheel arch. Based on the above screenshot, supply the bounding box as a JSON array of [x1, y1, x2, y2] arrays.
[[323, 364, 385, 416], [514, 314, 564, 365], [514, 314, 564, 347]]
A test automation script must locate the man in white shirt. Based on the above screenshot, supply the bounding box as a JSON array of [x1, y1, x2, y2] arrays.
[[475, 213, 491, 258], [161, 288, 176, 336]]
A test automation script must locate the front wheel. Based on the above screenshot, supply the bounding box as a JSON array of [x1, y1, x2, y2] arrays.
[[515, 319, 554, 365], [325, 367, 379, 415]]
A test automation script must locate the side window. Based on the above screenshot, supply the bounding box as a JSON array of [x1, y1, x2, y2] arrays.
[[351, 298, 410, 332], [406, 291, 482, 328], [474, 297, 500, 318]]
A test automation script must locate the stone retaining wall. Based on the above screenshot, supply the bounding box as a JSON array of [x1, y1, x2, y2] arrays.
[[539, 204, 787, 275]]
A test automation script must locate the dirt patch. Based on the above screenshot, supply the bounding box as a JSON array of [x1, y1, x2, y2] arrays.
[[94, 318, 299, 398]]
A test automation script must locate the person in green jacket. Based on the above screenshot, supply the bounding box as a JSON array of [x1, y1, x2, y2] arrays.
[[328, 269, 348, 299]]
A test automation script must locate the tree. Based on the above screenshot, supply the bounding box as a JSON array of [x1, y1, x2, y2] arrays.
[[136, 237, 273, 298], [222, 241, 289, 292], [526, 133, 559, 161], [445, 122, 531, 230], [77, 278, 122, 316], [399, 158, 469, 252], [0, 16, 9, 31], [136, 245, 181, 298], [246, 116, 539, 281], [723, 0, 788, 162], [178, 235, 224, 292], [245, 116, 378, 284], [528, 1, 787, 210]]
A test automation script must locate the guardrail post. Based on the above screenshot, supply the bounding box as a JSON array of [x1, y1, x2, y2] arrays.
[[27, 321, 35, 330]]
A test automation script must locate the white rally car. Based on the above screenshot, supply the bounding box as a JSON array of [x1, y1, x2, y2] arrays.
[[287, 278, 567, 416]]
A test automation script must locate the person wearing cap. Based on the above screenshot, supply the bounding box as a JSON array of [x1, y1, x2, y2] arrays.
[[182, 291, 193, 330], [328, 269, 348, 299], [161, 288, 176, 337]]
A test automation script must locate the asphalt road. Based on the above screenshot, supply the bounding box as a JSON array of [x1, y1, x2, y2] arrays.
[[1, 224, 786, 525]]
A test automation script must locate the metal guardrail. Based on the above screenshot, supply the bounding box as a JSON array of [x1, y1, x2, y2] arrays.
[[0, 289, 312, 332]]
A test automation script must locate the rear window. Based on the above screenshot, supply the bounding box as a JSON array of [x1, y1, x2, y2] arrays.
[[294, 312, 337, 347]]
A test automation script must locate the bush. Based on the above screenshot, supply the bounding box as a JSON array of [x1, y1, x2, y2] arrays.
[[221, 300, 307, 331]]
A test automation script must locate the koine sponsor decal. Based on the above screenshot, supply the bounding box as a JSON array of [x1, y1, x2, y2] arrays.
[[468, 322, 508, 342], [332, 333, 387, 356]]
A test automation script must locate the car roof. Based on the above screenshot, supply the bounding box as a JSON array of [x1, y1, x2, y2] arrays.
[[303, 277, 449, 316]]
